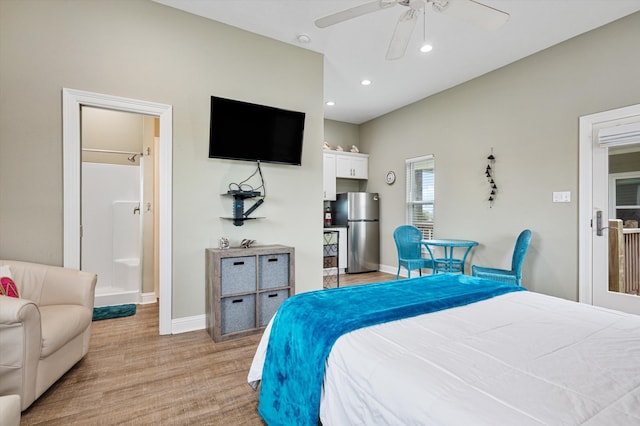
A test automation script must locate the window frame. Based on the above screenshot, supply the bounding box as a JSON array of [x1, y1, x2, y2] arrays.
[[405, 154, 435, 240]]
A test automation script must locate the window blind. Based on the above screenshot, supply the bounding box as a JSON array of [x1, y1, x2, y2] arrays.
[[406, 155, 435, 240]]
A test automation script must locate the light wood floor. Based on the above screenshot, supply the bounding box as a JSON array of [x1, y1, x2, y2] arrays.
[[20, 271, 395, 425]]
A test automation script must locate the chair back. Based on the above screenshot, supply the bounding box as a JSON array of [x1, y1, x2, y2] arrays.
[[511, 229, 532, 279], [393, 225, 424, 260]]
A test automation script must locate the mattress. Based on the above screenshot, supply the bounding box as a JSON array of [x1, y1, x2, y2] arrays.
[[250, 290, 640, 425]]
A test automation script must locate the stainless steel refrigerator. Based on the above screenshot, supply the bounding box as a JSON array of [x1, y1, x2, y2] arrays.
[[332, 192, 379, 273]]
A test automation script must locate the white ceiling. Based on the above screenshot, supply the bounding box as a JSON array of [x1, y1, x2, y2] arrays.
[[152, 0, 640, 124]]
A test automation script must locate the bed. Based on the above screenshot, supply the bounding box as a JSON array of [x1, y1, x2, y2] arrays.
[[248, 274, 640, 425]]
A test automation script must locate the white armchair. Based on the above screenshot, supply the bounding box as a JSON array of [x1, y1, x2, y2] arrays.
[[0, 260, 97, 410]]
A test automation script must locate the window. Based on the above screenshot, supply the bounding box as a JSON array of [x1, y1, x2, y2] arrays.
[[609, 172, 640, 224], [406, 155, 434, 239]]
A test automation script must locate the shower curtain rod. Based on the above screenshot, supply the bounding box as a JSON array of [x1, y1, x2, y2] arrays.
[[82, 148, 143, 156]]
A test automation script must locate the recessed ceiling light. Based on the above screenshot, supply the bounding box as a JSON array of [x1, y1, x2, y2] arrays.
[[420, 44, 433, 53], [326, 101, 335, 106], [361, 79, 372, 86], [296, 33, 311, 44]]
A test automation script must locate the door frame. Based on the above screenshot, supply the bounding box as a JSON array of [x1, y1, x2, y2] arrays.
[[62, 88, 173, 334], [578, 103, 640, 306]]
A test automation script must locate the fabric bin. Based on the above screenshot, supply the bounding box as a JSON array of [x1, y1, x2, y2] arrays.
[[258, 254, 289, 289], [323, 244, 338, 257], [220, 256, 256, 295], [259, 289, 289, 327], [221, 294, 256, 334]]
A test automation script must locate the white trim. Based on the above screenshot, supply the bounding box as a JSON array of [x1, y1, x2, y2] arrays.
[[171, 314, 206, 334], [608, 171, 640, 217], [62, 88, 174, 335], [140, 292, 157, 305], [578, 103, 640, 306]]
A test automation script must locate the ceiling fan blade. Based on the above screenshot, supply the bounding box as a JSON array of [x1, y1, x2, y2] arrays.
[[386, 9, 419, 60], [433, 0, 509, 30], [315, 0, 399, 28]]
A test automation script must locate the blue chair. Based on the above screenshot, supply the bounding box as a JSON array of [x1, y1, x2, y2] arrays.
[[472, 229, 532, 286], [393, 225, 435, 279]]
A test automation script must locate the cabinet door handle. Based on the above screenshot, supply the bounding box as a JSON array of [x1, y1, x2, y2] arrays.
[[268, 258, 278, 263], [233, 261, 245, 266], [267, 293, 278, 298], [232, 298, 243, 303]]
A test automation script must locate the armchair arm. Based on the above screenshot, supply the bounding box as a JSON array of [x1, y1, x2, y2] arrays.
[[0, 296, 41, 409]]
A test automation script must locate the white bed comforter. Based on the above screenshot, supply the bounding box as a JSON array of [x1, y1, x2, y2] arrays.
[[249, 291, 640, 425]]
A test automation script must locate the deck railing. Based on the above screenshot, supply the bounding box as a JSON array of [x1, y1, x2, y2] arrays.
[[624, 228, 640, 295]]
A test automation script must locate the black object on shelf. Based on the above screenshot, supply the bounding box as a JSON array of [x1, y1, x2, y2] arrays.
[[221, 191, 264, 226]]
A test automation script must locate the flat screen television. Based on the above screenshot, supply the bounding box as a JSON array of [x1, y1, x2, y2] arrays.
[[209, 96, 306, 166]]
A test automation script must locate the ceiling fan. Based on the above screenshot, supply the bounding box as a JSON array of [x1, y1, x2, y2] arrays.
[[315, 0, 509, 60]]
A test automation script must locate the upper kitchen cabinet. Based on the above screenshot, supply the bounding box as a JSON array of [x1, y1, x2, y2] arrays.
[[323, 152, 337, 201], [335, 152, 369, 180]]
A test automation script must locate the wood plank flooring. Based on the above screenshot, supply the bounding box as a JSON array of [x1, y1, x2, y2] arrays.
[[19, 271, 395, 425]]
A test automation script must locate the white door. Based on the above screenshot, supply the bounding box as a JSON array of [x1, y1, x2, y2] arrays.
[[579, 104, 640, 314]]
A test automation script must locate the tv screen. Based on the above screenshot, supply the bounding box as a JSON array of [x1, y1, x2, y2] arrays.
[[209, 96, 305, 166]]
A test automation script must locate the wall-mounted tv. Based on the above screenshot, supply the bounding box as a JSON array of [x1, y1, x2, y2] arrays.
[[209, 96, 306, 166]]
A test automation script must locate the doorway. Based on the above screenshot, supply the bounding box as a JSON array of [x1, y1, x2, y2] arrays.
[[62, 88, 174, 335], [579, 104, 640, 314], [81, 107, 154, 308]]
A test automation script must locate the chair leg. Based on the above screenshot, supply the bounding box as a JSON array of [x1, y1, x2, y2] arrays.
[[396, 266, 400, 280]]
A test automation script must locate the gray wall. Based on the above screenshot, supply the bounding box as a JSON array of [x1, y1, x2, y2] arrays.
[[0, 0, 324, 318], [361, 12, 640, 301]]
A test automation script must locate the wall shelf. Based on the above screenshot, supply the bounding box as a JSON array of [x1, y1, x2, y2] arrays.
[[221, 190, 264, 226]]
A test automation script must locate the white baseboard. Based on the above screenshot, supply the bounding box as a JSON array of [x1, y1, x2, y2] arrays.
[[140, 292, 157, 304], [168, 265, 404, 335], [379, 263, 407, 278], [172, 314, 206, 334]]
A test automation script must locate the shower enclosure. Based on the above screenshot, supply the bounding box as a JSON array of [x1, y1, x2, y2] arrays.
[[82, 158, 143, 307]]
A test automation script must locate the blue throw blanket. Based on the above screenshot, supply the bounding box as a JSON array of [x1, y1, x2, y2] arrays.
[[258, 274, 526, 425]]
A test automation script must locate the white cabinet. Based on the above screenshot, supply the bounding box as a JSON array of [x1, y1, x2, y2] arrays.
[[335, 152, 369, 179], [323, 152, 337, 201]]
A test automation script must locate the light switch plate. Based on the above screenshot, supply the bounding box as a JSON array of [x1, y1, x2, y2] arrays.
[[552, 191, 571, 203]]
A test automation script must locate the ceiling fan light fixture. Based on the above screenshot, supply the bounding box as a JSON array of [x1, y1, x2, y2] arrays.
[[326, 101, 335, 106], [361, 79, 372, 86], [420, 43, 433, 53]]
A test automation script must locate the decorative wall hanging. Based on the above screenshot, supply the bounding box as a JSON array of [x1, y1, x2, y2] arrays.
[[485, 148, 498, 207]]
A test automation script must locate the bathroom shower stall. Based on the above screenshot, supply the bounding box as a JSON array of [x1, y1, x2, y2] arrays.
[[82, 159, 143, 307]]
